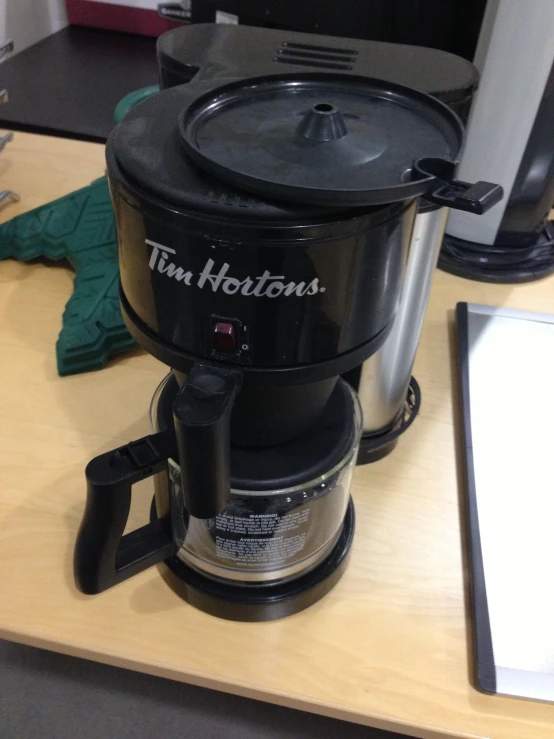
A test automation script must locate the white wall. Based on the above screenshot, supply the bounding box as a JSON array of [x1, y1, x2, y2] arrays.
[[0, 0, 68, 60]]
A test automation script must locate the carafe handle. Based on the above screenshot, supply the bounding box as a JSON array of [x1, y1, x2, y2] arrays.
[[74, 429, 178, 594]]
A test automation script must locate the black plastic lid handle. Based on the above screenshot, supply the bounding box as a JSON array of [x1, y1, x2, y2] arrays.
[[414, 157, 504, 214]]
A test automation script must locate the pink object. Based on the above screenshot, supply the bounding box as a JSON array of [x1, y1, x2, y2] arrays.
[[66, 0, 182, 37]]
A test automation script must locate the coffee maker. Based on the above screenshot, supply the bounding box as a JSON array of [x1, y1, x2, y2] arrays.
[[74, 25, 501, 621], [156, 23, 482, 459]]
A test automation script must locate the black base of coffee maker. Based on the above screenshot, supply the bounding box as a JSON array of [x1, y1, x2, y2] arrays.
[[357, 434, 400, 464], [356, 376, 421, 465], [151, 498, 355, 622], [439, 223, 554, 283]]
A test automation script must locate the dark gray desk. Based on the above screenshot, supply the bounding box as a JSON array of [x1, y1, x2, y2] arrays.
[[0, 27, 158, 142]]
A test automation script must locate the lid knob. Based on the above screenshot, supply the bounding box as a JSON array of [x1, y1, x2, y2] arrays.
[[297, 103, 348, 142]]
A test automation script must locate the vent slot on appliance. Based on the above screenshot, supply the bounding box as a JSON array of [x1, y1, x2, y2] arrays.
[[274, 41, 357, 71], [282, 41, 358, 55], [277, 49, 357, 63], [273, 57, 353, 70]]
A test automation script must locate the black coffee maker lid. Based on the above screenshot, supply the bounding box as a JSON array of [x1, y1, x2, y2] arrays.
[[179, 73, 465, 207], [108, 79, 352, 221]]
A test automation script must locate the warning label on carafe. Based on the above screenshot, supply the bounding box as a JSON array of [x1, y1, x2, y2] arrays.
[[215, 509, 310, 565]]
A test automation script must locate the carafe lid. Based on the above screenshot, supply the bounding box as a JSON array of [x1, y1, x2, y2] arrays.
[[179, 73, 465, 207]]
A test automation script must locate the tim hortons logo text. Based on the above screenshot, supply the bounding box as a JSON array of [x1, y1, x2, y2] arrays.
[[147, 240, 325, 298]]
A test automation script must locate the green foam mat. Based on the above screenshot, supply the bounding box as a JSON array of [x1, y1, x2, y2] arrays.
[[0, 176, 136, 375]]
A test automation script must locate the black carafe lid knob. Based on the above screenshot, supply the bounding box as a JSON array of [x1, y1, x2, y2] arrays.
[[297, 103, 348, 142]]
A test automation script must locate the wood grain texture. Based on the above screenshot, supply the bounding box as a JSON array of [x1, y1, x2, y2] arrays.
[[1, 132, 554, 739]]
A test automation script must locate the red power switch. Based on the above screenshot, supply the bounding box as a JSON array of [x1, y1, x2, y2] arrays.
[[213, 321, 236, 351]]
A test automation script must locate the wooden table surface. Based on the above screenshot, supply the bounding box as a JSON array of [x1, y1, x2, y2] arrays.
[[1, 132, 554, 739]]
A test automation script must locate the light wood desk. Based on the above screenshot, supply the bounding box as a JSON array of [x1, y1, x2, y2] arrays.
[[1, 132, 554, 739]]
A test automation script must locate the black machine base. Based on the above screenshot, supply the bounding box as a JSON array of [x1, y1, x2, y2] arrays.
[[152, 498, 355, 622], [357, 434, 400, 465], [356, 376, 421, 465], [439, 222, 554, 283]]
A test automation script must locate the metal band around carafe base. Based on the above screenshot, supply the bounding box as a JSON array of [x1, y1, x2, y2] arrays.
[[357, 206, 448, 438], [176, 529, 342, 585], [153, 498, 356, 622]]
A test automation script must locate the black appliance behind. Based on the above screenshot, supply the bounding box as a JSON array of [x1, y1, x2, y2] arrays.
[[157, 24, 478, 122], [439, 1, 554, 283], [189, 0, 487, 62]]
